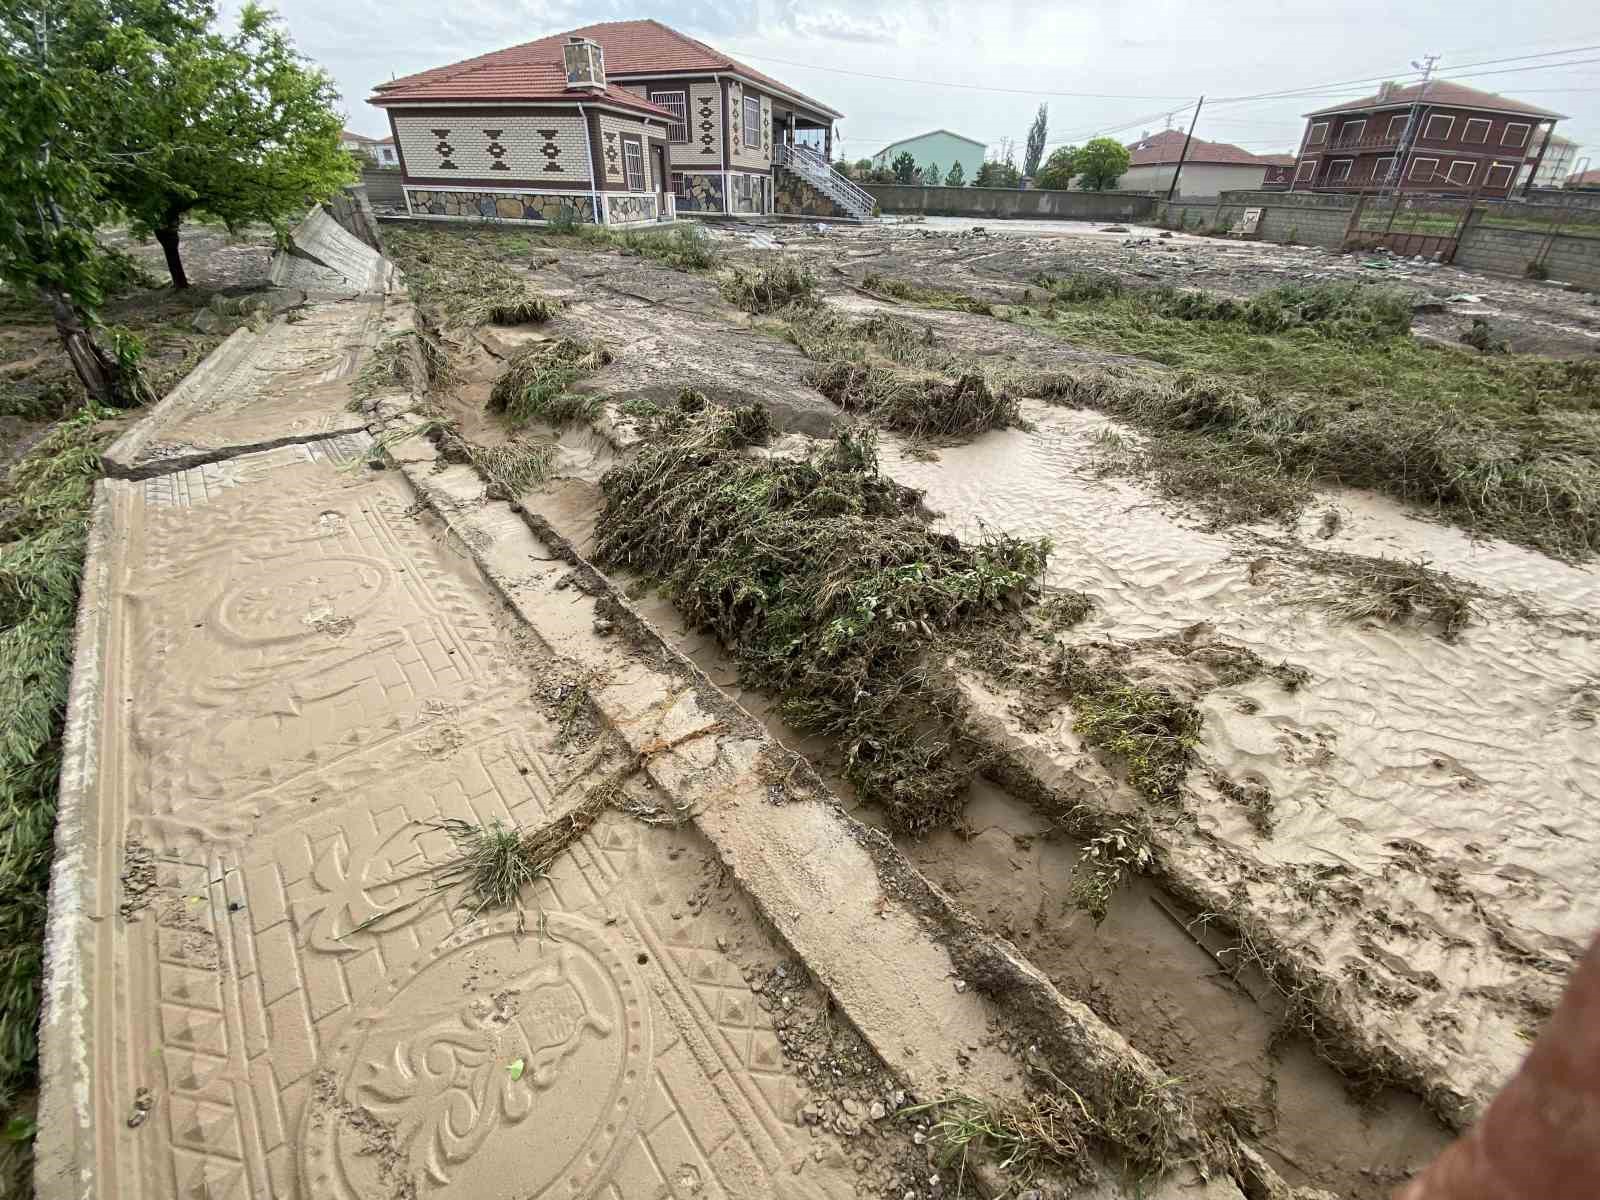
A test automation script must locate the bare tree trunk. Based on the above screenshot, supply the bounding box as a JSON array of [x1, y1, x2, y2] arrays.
[[154, 220, 188, 289], [43, 286, 115, 404]]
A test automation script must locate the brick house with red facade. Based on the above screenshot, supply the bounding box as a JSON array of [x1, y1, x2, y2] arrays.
[[369, 19, 860, 226], [1278, 81, 1564, 198]]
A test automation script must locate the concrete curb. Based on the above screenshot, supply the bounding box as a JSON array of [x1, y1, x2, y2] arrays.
[[35, 483, 117, 1200]]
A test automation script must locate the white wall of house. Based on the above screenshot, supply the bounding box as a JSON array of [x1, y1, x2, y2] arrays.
[[1119, 161, 1269, 196]]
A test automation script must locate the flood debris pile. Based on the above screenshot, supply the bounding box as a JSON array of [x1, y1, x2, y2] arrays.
[[808, 362, 1022, 439], [719, 259, 819, 313], [385, 227, 561, 327], [1271, 546, 1479, 640], [594, 412, 1048, 834], [488, 337, 612, 426], [862, 271, 995, 315], [1019, 280, 1600, 559], [566, 222, 722, 270]]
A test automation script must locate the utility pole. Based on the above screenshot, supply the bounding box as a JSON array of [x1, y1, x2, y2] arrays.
[[1384, 54, 1439, 194], [1165, 97, 1204, 202]]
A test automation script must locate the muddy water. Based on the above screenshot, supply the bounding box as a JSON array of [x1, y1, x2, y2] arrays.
[[528, 475, 1452, 1200], [878, 401, 1600, 1113]]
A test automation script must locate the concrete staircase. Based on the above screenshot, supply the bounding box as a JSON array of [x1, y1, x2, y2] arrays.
[[775, 143, 875, 221]]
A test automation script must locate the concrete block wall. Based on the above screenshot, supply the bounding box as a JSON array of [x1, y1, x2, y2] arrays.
[[1157, 191, 1357, 248], [864, 185, 1156, 222], [360, 169, 405, 207], [1455, 227, 1600, 288], [596, 113, 656, 191]]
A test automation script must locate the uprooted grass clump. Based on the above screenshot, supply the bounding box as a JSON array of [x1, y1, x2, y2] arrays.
[[594, 412, 1049, 834], [488, 338, 612, 426], [719, 259, 819, 313], [807, 362, 1024, 439], [1030, 350, 1600, 559], [385, 227, 562, 328], [861, 271, 994, 315], [567, 223, 721, 270], [1292, 549, 1477, 640]]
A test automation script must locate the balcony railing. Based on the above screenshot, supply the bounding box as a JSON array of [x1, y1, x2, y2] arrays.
[[1308, 132, 1403, 154]]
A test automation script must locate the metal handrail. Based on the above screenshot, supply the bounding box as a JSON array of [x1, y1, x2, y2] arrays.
[[775, 143, 874, 216]]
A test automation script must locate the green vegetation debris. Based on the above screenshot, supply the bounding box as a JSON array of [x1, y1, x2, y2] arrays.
[[861, 271, 994, 314], [1292, 549, 1477, 640], [385, 228, 562, 328], [807, 362, 1023, 439], [719, 260, 818, 313], [594, 410, 1048, 834], [566, 223, 721, 270], [488, 338, 612, 427]]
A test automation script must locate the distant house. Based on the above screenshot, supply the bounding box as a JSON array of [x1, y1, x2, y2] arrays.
[[1119, 130, 1291, 196], [872, 130, 986, 184], [372, 136, 400, 168], [1285, 80, 1564, 197], [369, 19, 863, 225], [1533, 133, 1580, 187], [338, 130, 384, 160], [1568, 169, 1600, 190]]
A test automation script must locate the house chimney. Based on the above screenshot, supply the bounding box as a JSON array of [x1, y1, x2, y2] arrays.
[[563, 36, 606, 92]]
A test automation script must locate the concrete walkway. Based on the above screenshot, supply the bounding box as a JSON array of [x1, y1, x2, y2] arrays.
[[37, 214, 1251, 1200]]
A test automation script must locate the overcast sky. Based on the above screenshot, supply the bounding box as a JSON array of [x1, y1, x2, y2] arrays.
[[256, 0, 1598, 171]]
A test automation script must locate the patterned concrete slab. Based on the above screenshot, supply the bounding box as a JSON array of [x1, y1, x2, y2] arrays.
[[38, 445, 868, 1200], [103, 301, 382, 479], [268, 208, 395, 296]]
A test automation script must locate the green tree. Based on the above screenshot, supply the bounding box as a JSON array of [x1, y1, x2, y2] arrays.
[[891, 150, 917, 185], [1036, 145, 1077, 190], [974, 159, 1021, 188], [854, 158, 873, 177], [105, 4, 352, 288], [944, 161, 965, 187], [1023, 103, 1048, 178], [923, 161, 940, 186], [0, 0, 165, 406], [1074, 137, 1132, 191]]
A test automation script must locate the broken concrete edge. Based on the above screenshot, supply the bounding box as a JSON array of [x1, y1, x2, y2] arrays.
[[102, 323, 263, 475], [36, 482, 116, 1200], [974, 724, 1476, 1134], [364, 397, 1273, 1199], [267, 207, 396, 296]]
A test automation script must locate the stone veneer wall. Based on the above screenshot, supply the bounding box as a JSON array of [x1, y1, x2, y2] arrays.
[[726, 81, 773, 173], [392, 113, 590, 184], [676, 173, 725, 213], [605, 194, 660, 225], [774, 174, 848, 219], [596, 113, 657, 191], [405, 189, 598, 224]]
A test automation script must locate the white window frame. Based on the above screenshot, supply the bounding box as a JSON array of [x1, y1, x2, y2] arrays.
[[1501, 122, 1530, 148], [1373, 156, 1395, 182], [1338, 119, 1366, 146], [1485, 162, 1514, 188], [1307, 121, 1328, 146], [1446, 160, 1476, 186], [1408, 156, 1439, 182], [622, 136, 645, 192], [743, 95, 761, 149], [649, 90, 688, 144], [1462, 118, 1490, 144], [671, 171, 686, 196], [1386, 114, 1409, 140], [1327, 159, 1353, 182], [1422, 114, 1454, 141], [1295, 159, 1316, 182]]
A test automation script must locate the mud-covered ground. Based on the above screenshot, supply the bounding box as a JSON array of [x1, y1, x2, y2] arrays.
[[0, 225, 278, 469], [379, 216, 1600, 1199]]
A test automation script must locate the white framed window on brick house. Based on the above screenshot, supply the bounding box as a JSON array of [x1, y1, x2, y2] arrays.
[[1327, 159, 1352, 182], [1386, 114, 1408, 139], [1485, 161, 1514, 188], [622, 137, 645, 191], [743, 95, 761, 148], [1338, 120, 1366, 146], [1462, 118, 1490, 143], [1422, 114, 1454, 141], [1409, 157, 1438, 181], [1501, 122, 1530, 148], [649, 91, 688, 143], [1295, 160, 1316, 182], [1373, 156, 1395, 181], [671, 171, 686, 196], [1307, 121, 1328, 146], [1447, 160, 1476, 185]]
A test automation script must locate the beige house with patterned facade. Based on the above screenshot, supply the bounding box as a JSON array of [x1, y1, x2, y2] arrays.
[[369, 19, 860, 224]]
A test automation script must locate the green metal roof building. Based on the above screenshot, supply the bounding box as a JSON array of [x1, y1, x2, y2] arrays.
[[871, 129, 987, 184]]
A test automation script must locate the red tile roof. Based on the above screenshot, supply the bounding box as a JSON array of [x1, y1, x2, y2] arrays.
[[1568, 169, 1600, 188], [371, 19, 841, 119], [1124, 129, 1283, 168], [1304, 80, 1564, 120]]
